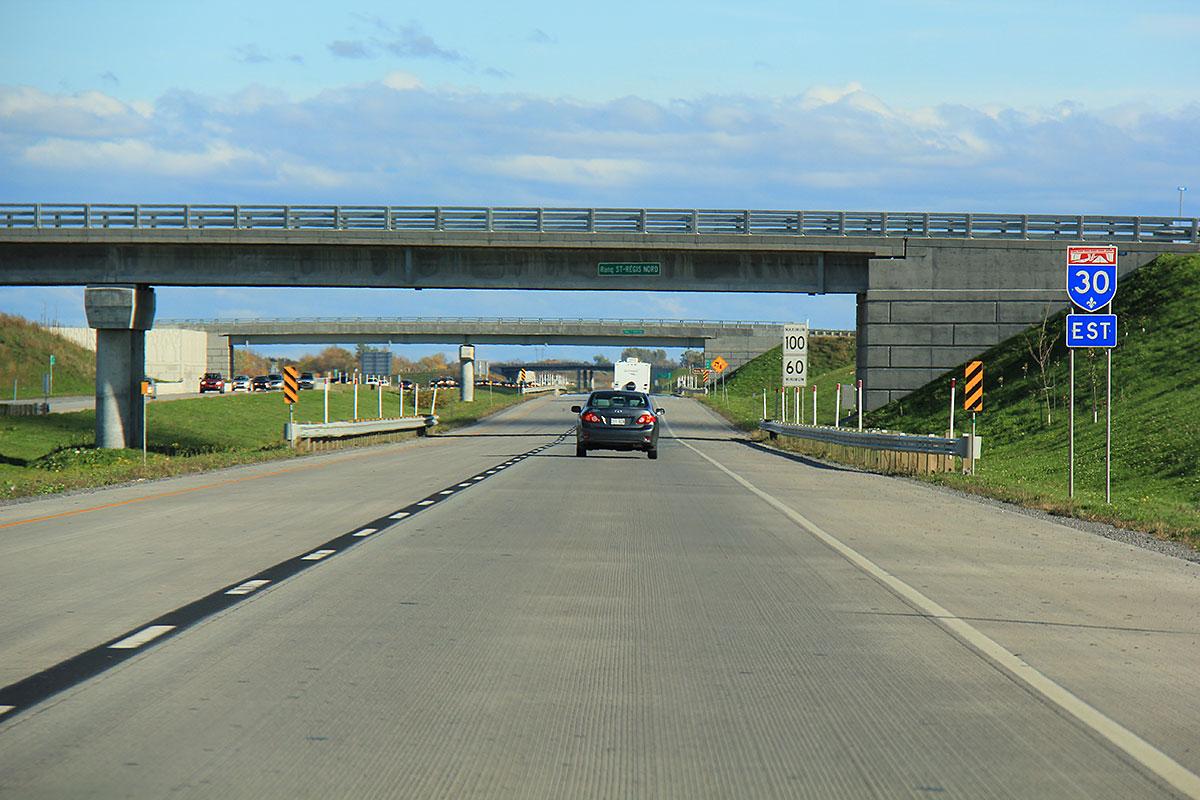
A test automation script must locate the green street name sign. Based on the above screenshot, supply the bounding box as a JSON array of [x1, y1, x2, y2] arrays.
[[621, 328, 645, 335], [598, 262, 660, 276]]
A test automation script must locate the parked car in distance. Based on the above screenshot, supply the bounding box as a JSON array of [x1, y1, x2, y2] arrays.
[[230, 375, 251, 392], [572, 390, 665, 459], [199, 372, 226, 394], [299, 372, 315, 390], [399, 379, 415, 390], [251, 375, 271, 391]]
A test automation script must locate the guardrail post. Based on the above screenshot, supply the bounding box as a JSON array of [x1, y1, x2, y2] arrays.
[[639, 208, 647, 233], [922, 213, 930, 236], [1192, 218, 1199, 243], [433, 207, 442, 231], [1021, 214, 1029, 239], [880, 211, 889, 236], [83, 204, 91, 228], [537, 207, 544, 232], [742, 209, 751, 234], [1077, 215, 1085, 239], [838, 211, 846, 236], [587, 208, 595, 232], [796, 210, 805, 236], [485, 207, 493, 231], [965, 213, 973, 238], [691, 209, 699, 233], [234, 205, 242, 230]]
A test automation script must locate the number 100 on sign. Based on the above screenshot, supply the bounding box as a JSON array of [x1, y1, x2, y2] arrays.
[[782, 323, 808, 387]]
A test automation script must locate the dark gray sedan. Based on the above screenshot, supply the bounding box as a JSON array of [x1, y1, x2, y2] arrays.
[[572, 391, 665, 459]]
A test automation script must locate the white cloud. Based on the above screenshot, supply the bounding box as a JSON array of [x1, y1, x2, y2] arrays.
[[382, 71, 422, 91], [22, 138, 262, 178], [485, 155, 648, 187]]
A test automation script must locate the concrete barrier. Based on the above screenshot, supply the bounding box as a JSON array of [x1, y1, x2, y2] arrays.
[[0, 402, 50, 416]]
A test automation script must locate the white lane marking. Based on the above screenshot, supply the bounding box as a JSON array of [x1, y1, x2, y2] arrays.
[[389, 511, 411, 520], [673, 435, 1200, 800], [0, 706, 14, 715], [458, 482, 472, 487], [226, 579, 271, 595], [353, 527, 378, 537], [473, 476, 486, 481], [417, 500, 435, 506], [109, 625, 176, 650], [496, 466, 507, 470], [439, 490, 454, 495], [486, 470, 497, 474], [301, 549, 335, 561]]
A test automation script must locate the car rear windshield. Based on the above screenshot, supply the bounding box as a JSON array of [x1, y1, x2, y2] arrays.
[[589, 392, 648, 409]]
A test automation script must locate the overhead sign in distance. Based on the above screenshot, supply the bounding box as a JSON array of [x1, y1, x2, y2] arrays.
[[622, 328, 645, 335], [1066, 245, 1118, 311], [710, 356, 728, 374], [282, 365, 299, 405], [782, 323, 808, 387], [963, 360, 983, 412], [1066, 314, 1118, 348], [598, 262, 661, 276]]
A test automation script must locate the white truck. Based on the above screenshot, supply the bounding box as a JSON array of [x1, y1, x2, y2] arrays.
[[612, 358, 652, 394]]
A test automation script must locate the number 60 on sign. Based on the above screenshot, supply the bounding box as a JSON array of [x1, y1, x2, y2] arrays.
[[782, 323, 808, 387]]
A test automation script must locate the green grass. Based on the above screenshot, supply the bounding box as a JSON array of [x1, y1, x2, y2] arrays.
[[0, 383, 526, 500], [0, 314, 95, 399], [865, 253, 1200, 546], [699, 336, 858, 430], [694, 255, 1200, 549]]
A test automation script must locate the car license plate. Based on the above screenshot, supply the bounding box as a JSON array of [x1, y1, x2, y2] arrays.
[[609, 417, 626, 425]]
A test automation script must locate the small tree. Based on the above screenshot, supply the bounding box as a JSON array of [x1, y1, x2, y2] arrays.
[[1024, 309, 1057, 425]]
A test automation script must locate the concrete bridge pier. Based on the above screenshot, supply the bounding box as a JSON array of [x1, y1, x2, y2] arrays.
[[84, 285, 156, 449], [459, 345, 475, 402]]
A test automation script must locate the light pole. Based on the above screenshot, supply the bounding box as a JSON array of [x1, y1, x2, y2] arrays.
[[1179, 186, 1188, 217]]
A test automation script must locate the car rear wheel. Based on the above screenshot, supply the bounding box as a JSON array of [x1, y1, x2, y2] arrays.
[[576, 444, 587, 457], [647, 449, 658, 460]]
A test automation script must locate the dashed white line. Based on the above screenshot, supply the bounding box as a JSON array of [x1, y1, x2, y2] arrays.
[[473, 476, 486, 481], [458, 482, 472, 487], [417, 500, 435, 506], [109, 625, 176, 650], [301, 549, 335, 561], [225, 579, 271, 596], [353, 527, 378, 537], [390, 511, 412, 520], [0, 706, 14, 715], [486, 470, 497, 474], [439, 490, 454, 495]]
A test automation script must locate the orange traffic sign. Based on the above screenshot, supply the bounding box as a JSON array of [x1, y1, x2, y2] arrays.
[[282, 365, 300, 405], [711, 356, 728, 374]]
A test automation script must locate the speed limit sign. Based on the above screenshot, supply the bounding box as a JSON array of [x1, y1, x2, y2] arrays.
[[782, 323, 808, 387]]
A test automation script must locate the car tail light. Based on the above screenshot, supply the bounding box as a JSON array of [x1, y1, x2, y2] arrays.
[[582, 411, 602, 424], [635, 413, 657, 425]]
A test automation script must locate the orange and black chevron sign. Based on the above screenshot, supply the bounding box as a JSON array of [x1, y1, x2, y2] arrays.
[[963, 360, 983, 412], [282, 365, 299, 405]]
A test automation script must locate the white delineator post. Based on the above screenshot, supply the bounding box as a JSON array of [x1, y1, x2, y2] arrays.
[[431, 386, 439, 415], [857, 380, 863, 431], [762, 388, 767, 420], [353, 378, 359, 421], [835, 383, 842, 428], [399, 383, 405, 417], [377, 383, 383, 418], [323, 377, 329, 424], [949, 377, 956, 438], [812, 385, 817, 426]]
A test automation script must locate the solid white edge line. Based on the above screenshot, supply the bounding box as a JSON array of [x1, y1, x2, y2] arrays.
[[389, 511, 411, 519], [673, 435, 1200, 800], [301, 549, 335, 561], [108, 625, 176, 650], [353, 528, 378, 537], [225, 579, 271, 595]]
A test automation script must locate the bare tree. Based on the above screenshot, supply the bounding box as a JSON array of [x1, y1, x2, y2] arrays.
[[1024, 310, 1056, 425]]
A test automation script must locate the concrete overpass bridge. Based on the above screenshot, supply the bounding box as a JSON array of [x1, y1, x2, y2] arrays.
[[3, 202, 1196, 447]]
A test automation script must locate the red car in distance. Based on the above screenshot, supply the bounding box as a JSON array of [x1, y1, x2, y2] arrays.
[[199, 373, 226, 394]]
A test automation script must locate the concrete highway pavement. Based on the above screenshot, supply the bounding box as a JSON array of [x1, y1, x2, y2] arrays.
[[0, 388, 247, 414], [0, 394, 1197, 798]]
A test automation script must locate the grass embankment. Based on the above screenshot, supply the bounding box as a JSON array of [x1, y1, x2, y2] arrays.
[[0, 314, 95, 399], [0, 383, 525, 500], [699, 336, 857, 430], [693, 255, 1200, 549]]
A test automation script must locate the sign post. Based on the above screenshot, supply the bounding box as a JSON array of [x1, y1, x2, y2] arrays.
[[711, 356, 727, 405], [963, 361, 983, 475], [49, 354, 55, 396], [140, 380, 152, 465], [1065, 245, 1118, 503]]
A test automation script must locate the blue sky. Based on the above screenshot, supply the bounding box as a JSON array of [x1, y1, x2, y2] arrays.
[[2, 0, 1197, 361]]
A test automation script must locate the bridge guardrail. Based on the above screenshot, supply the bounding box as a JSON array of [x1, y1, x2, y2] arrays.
[[520, 386, 562, 395], [285, 415, 437, 445], [759, 420, 981, 475], [3, 203, 1196, 243], [154, 316, 855, 336]]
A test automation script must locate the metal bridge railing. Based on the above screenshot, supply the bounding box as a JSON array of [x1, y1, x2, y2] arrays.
[[2, 204, 1196, 243], [154, 316, 854, 336]]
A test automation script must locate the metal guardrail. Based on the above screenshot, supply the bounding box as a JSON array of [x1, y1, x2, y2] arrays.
[[520, 386, 562, 395], [285, 415, 437, 443], [155, 316, 854, 337], [2, 204, 1196, 243], [759, 420, 981, 459]]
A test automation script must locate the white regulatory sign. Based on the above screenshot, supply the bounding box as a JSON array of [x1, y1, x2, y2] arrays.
[[782, 323, 808, 387]]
